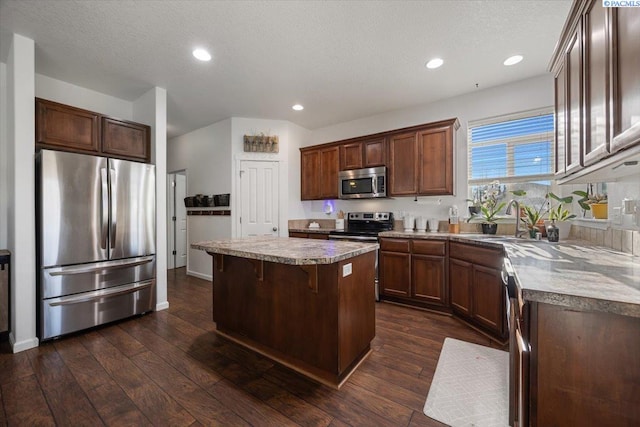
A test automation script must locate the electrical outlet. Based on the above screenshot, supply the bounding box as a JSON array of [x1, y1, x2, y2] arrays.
[[342, 263, 352, 277]]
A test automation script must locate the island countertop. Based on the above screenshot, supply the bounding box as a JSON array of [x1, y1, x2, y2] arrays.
[[192, 236, 379, 265]]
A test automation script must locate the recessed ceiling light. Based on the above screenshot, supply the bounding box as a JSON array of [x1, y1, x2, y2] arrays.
[[192, 48, 212, 62], [426, 58, 444, 69], [292, 104, 304, 111], [504, 55, 523, 66]]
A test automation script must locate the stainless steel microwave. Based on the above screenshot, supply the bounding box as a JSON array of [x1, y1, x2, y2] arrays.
[[338, 166, 387, 199]]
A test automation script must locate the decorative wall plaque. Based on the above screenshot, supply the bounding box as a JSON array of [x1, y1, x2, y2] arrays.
[[243, 134, 279, 153]]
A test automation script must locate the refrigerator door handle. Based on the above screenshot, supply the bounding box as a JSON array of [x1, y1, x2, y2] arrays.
[[101, 168, 109, 249], [109, 168, 117, 249], [47, 280, 154, 306], [46, 255, 155, 276]]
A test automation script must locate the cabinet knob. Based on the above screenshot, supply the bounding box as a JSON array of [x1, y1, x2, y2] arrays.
[[272, 227, 278, 232]]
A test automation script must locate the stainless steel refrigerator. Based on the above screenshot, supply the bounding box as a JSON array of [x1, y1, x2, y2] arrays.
[[36, 149, 156, 340]]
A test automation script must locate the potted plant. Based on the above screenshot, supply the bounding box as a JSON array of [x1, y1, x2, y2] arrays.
[[466, 198, 482, 216], [470, 183, 506, 234], [511, 190, 550, 238], [546, 193, 577, 240], [573, 190, 608, 219]]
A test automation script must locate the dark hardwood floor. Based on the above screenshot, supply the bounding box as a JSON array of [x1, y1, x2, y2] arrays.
[[0, 268, 503, 426]]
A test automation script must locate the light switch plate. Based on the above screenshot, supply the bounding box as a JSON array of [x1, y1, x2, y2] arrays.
[[342, 263, 352, 277]]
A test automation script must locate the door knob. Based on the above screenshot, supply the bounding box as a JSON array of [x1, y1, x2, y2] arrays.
[[273, 227, 278, 232]]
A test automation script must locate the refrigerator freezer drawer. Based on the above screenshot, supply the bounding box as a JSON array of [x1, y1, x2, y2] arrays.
[[40, 280, 155, 340], [42, 256, 155, 299]]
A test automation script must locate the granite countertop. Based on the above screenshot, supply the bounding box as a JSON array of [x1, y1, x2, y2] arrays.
[[379, 231, 640, 318], [192, 236, 378, 265], [503, 239, 640, 318]]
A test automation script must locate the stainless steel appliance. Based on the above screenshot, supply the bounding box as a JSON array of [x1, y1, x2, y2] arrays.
[[329, 212, 394, 300], [36, 149, 156, 341], [503, 256, 529, 427], [338, 166, 387, 199]]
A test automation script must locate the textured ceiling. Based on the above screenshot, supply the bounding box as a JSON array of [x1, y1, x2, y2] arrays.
[[0, 0, 572, 138]]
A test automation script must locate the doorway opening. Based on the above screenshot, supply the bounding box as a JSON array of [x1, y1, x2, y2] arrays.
[[168, 171, 187, 270]]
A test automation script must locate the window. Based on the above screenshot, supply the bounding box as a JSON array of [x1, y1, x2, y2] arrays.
[[467, 108, 555, 208]]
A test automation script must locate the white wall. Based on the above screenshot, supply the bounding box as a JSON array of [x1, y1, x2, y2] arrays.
[[36, 74, 133, 120], [300, 74, 555, 222], [230, 117, 311, 238], [0, 62, 7, 249], [167, 119, 233, 279], [133, 87, 169, 311], [6, 34, 38, 352]]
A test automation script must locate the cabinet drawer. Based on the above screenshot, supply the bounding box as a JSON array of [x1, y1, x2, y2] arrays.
[[412, 240, 446, 256], [289, 232, 308, 238], [308, 233, 329, 240], [380, 238, 410, 253], [450, 242, 503, 269]]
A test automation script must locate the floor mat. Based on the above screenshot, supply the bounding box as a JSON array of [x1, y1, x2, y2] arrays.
[[423, 337, 509, 427]]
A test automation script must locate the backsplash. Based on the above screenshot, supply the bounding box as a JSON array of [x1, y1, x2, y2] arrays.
[[570, 224, 639, 256]]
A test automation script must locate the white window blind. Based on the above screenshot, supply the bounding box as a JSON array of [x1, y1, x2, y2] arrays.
[[467, 107, 555, 186]]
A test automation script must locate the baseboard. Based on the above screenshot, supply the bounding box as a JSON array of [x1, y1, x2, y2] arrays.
[[11, 334, 39, 353], [187, 269, 212, 281], [156, 301, 170, 311]]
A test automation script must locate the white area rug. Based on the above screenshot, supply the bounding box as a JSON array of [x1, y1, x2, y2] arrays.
[[423, 337, 509, 427]]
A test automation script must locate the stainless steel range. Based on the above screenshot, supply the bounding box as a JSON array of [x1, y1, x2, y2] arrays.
[[328, 212, 394, 300]]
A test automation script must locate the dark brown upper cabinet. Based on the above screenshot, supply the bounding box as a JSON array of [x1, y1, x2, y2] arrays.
[[102, 117, 150, 162], [36, 98, 151, 163], [550, 0, 640, 181], [36, 98, 100, 154], [300, 146, 339, 200], [339, 137, 387, 171]]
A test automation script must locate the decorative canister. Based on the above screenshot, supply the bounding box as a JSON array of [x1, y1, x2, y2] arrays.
[[546, 220, 559, 242]]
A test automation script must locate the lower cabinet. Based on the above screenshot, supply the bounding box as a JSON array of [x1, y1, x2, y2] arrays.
[[449, 258, 472, 317], [449, 242, 506, 340], [518, 301, 640, 426], [379, 238, 448, 310]]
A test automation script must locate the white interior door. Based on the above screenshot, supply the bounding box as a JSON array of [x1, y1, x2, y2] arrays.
[[175, 173, 187, 267], [240, 161, 279, 237], [167, 174, 176, 269]]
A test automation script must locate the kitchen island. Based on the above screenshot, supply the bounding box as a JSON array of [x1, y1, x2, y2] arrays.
[[192, 237, 378, 388]]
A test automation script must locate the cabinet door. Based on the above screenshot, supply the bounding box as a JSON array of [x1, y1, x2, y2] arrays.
[[340, 142, 363, 170], [388, 132, 418, 196], [611, 7, 640, 152], [102, 117, 150, 162], [379, 251, 411, 298], [565, 25, 583, 174], [472, 265, 504, 337], [417, 125, 453, 195], [319, 147, 339, 199], [412, 254, 447, 306], [583, 0, 611, 165], [36, 98, 100, 153], [449, 258, 472, 318], [554, 63, 567, 176], [363, 137, 386, 167], [301, 150, 321, 200]]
